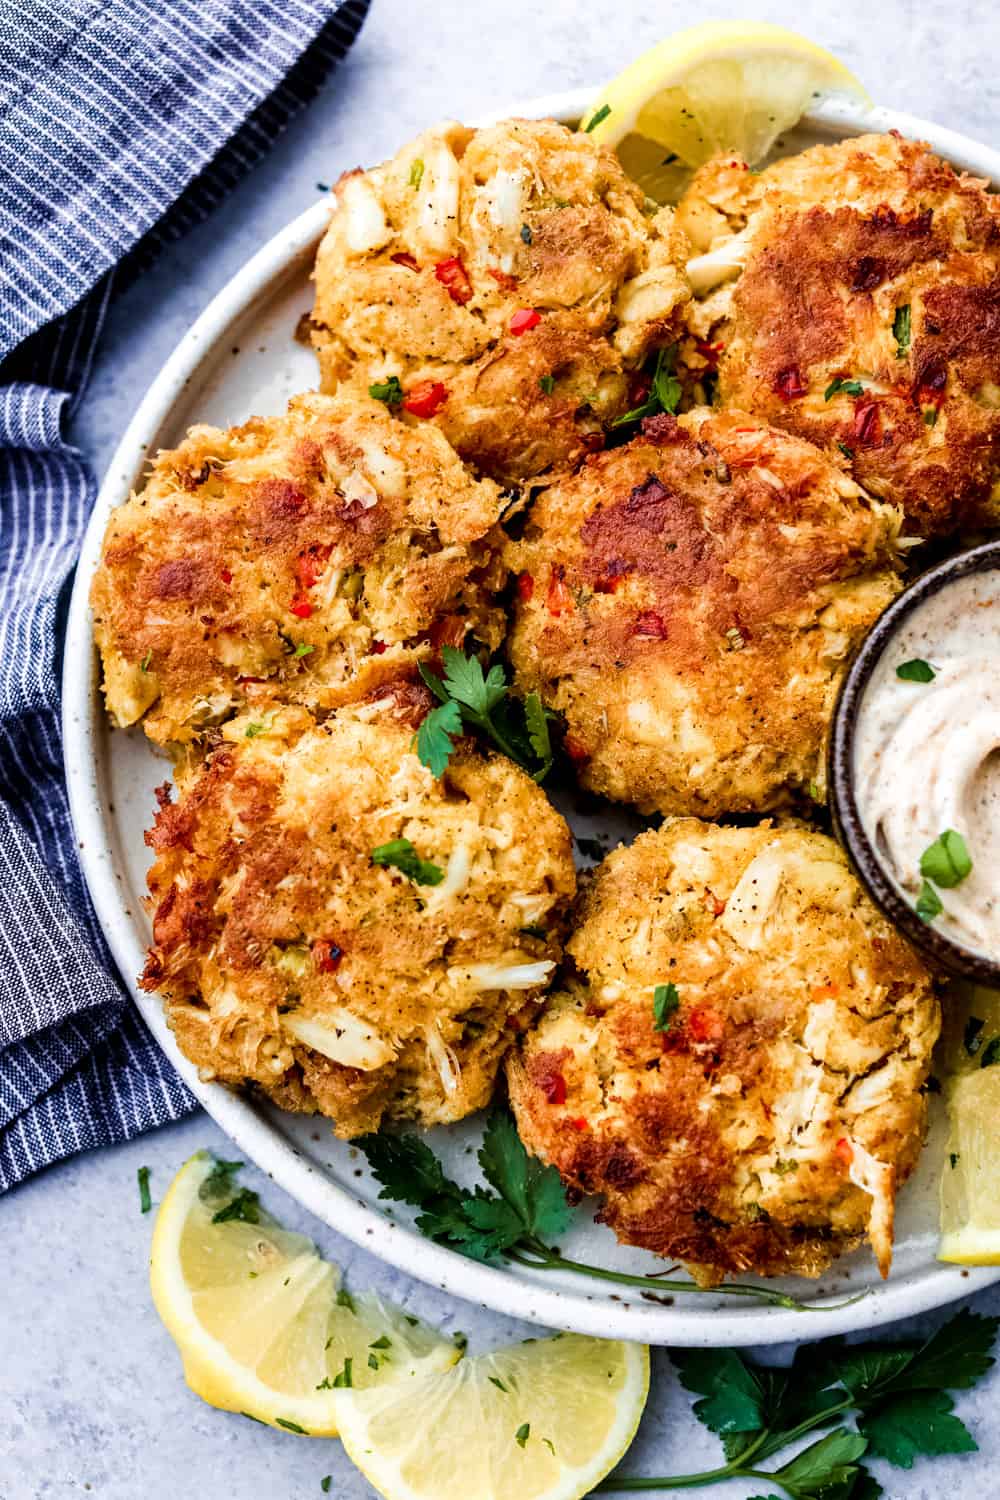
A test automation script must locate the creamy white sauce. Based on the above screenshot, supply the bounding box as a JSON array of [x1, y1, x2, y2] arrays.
[[855, 570, 1000, 957]]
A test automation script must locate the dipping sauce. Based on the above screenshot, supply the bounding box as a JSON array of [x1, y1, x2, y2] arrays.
[[855, 568, 1000, 958]]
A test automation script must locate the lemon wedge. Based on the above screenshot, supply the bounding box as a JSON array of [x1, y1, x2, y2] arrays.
[[149, 1151, 459, 1436], [939, 984, 1000, 1264], [331, 1331, 649, 1500], [580, 22, 870, 199]]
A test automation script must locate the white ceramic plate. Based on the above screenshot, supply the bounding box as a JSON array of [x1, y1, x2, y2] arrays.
[[64, 89, 1000, 1346]]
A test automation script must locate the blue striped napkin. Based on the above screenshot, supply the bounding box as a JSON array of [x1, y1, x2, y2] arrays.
[[0, 0, 369, 1192]]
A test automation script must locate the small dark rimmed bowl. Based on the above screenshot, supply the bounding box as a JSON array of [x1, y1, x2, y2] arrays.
[[828, 537, 1000, 986]]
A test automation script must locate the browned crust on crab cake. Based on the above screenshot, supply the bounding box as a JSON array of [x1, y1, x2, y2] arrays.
[[507, 820, 939, 1283], [141, 686, 576, 1139], [310, 118, 691, 482], [505, 407, 902, 817], [90, 391, 506, 745], [678, 132, 1000, 536]]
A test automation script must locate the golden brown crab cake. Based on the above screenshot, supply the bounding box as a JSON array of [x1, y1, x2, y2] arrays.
[[505, 407, 902, 818], [507, 820, 939, 1284], [90, 391, 505, 745], [140, 683, 576, 1139], [310, 117, 691, 482], [677, 132, 1000, 537]]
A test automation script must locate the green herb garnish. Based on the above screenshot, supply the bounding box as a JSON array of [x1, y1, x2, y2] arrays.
[[275, 1417, 308, 1434], [896, 659, 935, 683], [137, 1166, 152, 1214], [611, 344, 681, 429], [357, 1112, 850, 1311], [653, 982, 680, 1033], [824, 376, 865, 400], [924, 407, 939, 427], [371, 838, 444, 886], [211, 1188, 261, 1225], [140, 650, 152, 673], [416, 647, 554, 782], [321, 1480, 332, 1494], [916, 880, 944, 924], [293, 641, 315, 658], [598, 1308, 997, 1495], [920, 830, 972, 888], [515, 1423, 531, 1448], [369, 375, 404, 405], [538, 374, 555, 394], [336, 1288, 356, 1313], [245, 722, 265, 738], [332, 1357, 353, 1389], [409, 158, 424, 189], [836, 440, 854, 459], [370, 1335, 392, 1350], [893, 303, 912, 357], [198, 1157, 244, 1201], [585, 104, 611, 131]]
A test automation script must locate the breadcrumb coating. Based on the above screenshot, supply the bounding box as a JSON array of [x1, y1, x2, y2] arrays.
[[311, 117, 690, 482], [141, 685, 576, 1138], [91, 391, 505, 745], [505, 407, 902, 817], [508, 821, 939, 1283], [678, 132, 1000, 536]]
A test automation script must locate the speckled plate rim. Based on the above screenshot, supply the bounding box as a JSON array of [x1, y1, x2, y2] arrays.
[[63, 86, 1000, 1346]]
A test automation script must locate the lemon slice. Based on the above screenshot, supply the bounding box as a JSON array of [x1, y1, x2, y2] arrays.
[[332, 1331, 649, 1500], [150, 1151, 459, 1436], [939, 984, 1000, 1264], [580, 22, 870, 199]]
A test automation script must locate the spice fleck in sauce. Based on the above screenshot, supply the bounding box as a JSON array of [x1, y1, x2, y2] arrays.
[[855, 570, 1000, 956]]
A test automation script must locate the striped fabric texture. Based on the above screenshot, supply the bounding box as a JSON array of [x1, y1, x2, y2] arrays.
[[0, 0, 369, 1192]]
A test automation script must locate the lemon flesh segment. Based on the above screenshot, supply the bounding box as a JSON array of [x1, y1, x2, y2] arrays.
[[940, 1056, 1000, 1265], [581, 21, 870, 191], [333, 1332, 650, 1500], [150, 1151, 459, 1436]]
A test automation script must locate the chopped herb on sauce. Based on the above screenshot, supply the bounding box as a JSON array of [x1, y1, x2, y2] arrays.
[[896, 658, 935, 683], [916, 880, 943, 924], [920, 829, 972, 888]]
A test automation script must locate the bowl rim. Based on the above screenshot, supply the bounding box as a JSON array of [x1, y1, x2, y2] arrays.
[[828, 538, 1000, 987], [62, 86, 1000, 1346]]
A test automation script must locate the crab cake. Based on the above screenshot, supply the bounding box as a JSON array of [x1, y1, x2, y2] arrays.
[[310, 118, 691, 483], [677, 132, 1000, 536], [505, 407, 902, 818], [140, 683, 576, 1139], [90, 391, 505, 745], [507, 821, 939, 1283]]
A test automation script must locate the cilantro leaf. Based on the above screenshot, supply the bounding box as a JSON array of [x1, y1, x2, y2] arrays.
[[653, 982, 679, 1032], [671, 1348, 768, 1436], [896, 658, 935, 682], [415, 698, 463, 777], [441, 645, 506, 715], [772, 1428, 867, 1497], [916, 880, 943, 923], [611, 344, 680, 428], [524, 692, 553, 778], [371, 838, 444, 886], [878, 1308, 998, 1393], [858, 1390, 975, 1468], [358, 1132, 463, 1212], [369, 375, 403, 405], [478, 1110, 573, 1243], [920, 829, 972, 887]]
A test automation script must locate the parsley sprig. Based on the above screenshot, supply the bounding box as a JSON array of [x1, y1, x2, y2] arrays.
[[597, 1308, 997, 1496], [417, 647, 554, 782], [611, 344, 682, 429], [358, 1114, 859, 1312]]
